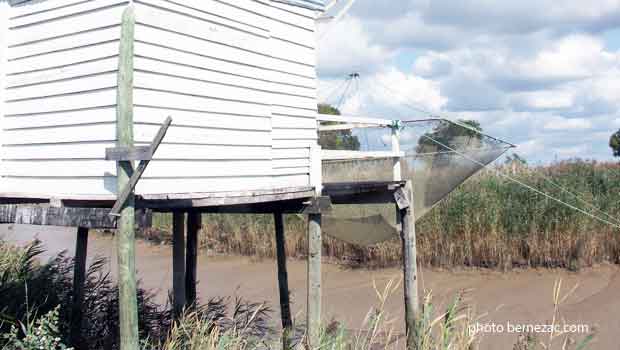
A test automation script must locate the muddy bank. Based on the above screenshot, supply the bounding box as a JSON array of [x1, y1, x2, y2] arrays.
[[1, 224, 617, 349]]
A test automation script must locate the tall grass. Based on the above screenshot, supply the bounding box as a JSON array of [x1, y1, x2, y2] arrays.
[[1, 241, 595, 350], [146, 159, 620, 270], [0, 240, 272, 350]]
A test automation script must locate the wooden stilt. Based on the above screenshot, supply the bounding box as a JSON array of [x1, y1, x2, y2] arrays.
[[172, 212, 186, 317], [307, 213, 322, 349], [70, 227, 88, 350], [185, 211, 201, 306], [116, 6, 139, 350], [274, 212, 293, 349], [399, 181, 419, 349]]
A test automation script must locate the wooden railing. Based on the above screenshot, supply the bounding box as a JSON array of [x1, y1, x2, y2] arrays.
[[317, 114, 403, 182]]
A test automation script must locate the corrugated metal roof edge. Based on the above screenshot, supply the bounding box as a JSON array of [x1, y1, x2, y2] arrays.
[[271, 0, 325, 11]]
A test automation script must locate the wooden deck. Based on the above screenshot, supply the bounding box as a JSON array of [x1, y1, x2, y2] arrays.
[[0, 181, 406, 228]]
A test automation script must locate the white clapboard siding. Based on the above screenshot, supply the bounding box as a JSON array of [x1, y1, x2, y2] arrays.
[[134, 71, 270, 106], [134, 42, 316, 88], [10, 0, 109, 18], [6, 72, 117, 101], [3, 174, 310, 195], [133, 89, 271, 117], [5, 89, 117, 116], [137, 0, 272, 32], [272, 115, 316, 129], [3, 107, 117, 129], [10, 0, 128, 28], [7, 41, 120, 75], [134, 107, 270, 131], [134, 123, 272, 146], [7, 57, 119, 88], [3, 123, 117, 145], [8, 5, 126, 46], [1, 159, 273, 178], [8, 26, 121, 60], [270, 0, 318, 18], [1, 0, 320, 197], [0, 2, 8, 188], [0, 177, 119, 196], [2, 143, 272, 161], [270, 37, 315, 66], [260, 2, 316, 31], [271, 20, 315, 47], [134, 56, 316, 99]]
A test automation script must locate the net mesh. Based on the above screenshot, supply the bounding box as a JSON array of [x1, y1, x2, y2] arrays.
[[320, 118, 513, 246]]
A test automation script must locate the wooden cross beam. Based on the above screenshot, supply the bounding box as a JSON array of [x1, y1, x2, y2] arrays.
[[109, 116, 172, 216]]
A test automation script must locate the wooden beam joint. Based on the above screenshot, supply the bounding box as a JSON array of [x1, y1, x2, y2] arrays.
[[302, 196, 332, 214], [109, 116, 172, 216], [105, 146, 153, 161], [393, 186, 410, 210]]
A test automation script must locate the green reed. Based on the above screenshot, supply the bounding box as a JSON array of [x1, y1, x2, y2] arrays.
[[148, 159, 620, 270]]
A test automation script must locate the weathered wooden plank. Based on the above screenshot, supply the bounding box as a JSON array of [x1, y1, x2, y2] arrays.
[[0, 204, 151, 228], [141, 187, 315, 210], [105, 146, 152, 161], [185, 211, 201, 306], [172, 212, 186, 318], [110, 116, 172, 216], [393, 186, 409, 210], [322, 181, 404, 205], [399, 181, 419, 349], [70, 227, 88, 350], [301, 196, 332, 215], [307, 212, 322, 349], [274, 212, 292, 349], [115, 6, 139, 350]]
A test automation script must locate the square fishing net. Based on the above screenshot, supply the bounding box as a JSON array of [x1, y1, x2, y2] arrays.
[[320, 118, 514, 246]]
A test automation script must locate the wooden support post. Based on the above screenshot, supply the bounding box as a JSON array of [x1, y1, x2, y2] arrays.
[[391, 126, 402, 181], [172, 212, 186, 318], [399, 181, 419, 349], [307, 213, 322, 349], [185, 211, 201, 306], [116, 6, 139, 350], [274, 212, 293, 349], [70, 227, 88, 350]]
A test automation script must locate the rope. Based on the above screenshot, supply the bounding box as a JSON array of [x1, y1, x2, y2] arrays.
[[368, 75, 620, 227], [416, 132, 620, 229], [336, 77, 353, 109]]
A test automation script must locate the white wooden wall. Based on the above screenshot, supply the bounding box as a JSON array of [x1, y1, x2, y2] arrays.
[[0, 1, 8, 192], [131, 0, 319, 194], [2, 0, 127, 196], [0, 0, 320, 197]]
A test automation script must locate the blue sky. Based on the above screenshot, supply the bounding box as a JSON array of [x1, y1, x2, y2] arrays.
[[316, 0, 620, 163]]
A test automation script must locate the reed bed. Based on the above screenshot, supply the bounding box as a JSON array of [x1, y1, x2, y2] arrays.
[[147, 159, 620, 270]]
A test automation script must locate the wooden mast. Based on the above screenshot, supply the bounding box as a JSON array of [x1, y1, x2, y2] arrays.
[[116, 5, 139, 350]]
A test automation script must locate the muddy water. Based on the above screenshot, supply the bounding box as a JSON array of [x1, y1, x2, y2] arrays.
[[2, 224, 619, 350]]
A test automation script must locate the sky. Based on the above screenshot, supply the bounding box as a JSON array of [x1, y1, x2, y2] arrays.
[[315, 0, 620, 163]]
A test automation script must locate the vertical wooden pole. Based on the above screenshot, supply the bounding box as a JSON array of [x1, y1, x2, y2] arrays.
[[274, 212, 293, 349], [71, 227, 88, 350], [172, 212, 186, 318], [400, 181, 419, 349], [116, 5, 138, 350], [185, 211, 201, 306], [307, 213, 322, 349], [391, 126, 402, 181]]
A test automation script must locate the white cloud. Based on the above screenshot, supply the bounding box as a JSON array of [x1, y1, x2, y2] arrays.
[[543, 117, 592, 131], [317, 0, 620, 162], [317, 16, 393, 77]]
